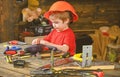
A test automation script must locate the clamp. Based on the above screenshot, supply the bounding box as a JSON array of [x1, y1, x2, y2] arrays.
[[49, 46, 57, 73]]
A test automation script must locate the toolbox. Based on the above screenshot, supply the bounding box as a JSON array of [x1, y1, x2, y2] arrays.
[[34, 25, 52, 36]]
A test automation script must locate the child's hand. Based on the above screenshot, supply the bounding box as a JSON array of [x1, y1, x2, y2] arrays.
[[40, 40, 47, 45], [32, 38, 41, 45]]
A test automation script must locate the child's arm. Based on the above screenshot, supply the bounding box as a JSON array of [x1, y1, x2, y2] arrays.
[[40, 40, 69, 53]]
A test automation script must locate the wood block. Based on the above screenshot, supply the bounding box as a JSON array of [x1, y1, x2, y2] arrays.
[[40, 52, 63, 58], [24, 36, 45, 44]]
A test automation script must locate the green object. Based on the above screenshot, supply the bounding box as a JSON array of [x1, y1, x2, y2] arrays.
[[5, 55, 12, 63], [108, 50, 116, 62], [62, 52, 70, 58]]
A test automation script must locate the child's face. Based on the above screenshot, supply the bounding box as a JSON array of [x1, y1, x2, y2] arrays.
[[49, 17, 68, 32]]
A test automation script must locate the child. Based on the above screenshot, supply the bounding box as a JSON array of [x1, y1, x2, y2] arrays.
[[26, 1, 78, 56]]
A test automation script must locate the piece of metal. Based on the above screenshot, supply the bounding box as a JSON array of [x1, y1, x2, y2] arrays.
[[82, 45, 92, 67], [50, 47, 55, 73]]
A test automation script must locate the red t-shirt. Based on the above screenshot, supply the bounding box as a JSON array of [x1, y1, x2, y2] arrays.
[[44, 28, 76, 56]]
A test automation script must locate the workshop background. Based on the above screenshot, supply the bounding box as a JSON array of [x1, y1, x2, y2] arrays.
[[0, 0, 120, 60], [0, 0, 120, 77]]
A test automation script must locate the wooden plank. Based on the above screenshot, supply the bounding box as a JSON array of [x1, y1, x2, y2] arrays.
[[73, 29, 96, 33], [0, 66, 29, 77], [40, 52, 63, 58], [54, 65, 115, 71], [0, 63, 30, 76], [24, 36, 45, 44]]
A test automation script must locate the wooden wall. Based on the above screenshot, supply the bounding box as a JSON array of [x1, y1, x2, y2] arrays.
[[0, 0, 120, 42], [40, 0, 120, 29], [0, 0, 27, 42]]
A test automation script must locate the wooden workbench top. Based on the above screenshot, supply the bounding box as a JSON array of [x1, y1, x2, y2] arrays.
[[0, 42, 120, 77], [0, 42, 51, 77]]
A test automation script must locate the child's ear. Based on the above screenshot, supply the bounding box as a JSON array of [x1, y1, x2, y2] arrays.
[[64, 18, 70, 24]]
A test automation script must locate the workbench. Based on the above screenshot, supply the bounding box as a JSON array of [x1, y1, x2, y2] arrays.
[[0, 42, 51, 77], [0, 42, 120, 77]]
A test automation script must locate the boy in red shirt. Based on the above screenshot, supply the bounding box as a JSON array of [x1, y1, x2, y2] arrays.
[[26, 1, 78, 56]]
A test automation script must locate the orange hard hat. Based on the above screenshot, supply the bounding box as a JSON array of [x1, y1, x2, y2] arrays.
[[44, 1, 78, 22]]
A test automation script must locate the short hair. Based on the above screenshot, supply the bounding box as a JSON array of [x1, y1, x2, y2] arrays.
[[49, 11, 73, 24]]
